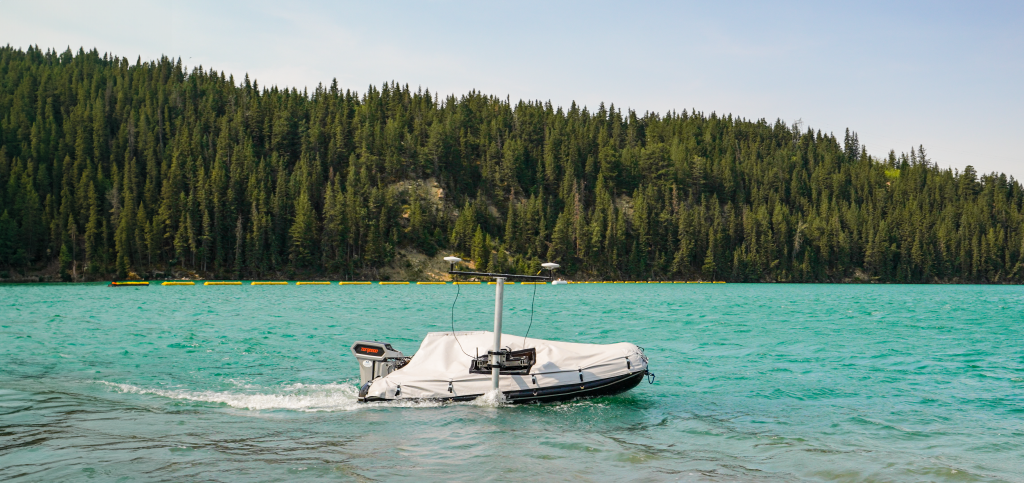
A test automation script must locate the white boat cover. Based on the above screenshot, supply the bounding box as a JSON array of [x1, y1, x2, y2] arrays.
[[364, 331, 647, 400]]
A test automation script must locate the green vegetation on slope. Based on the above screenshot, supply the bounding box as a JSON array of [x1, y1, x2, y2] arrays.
[[1, 46, 1023, 282]]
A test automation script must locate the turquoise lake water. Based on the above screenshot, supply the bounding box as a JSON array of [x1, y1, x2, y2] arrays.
[[1, 283, 1022, 482]]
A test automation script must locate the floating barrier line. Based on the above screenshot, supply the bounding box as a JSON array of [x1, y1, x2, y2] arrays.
[[150, 279, 718, 287], [111, 281, 148, 286]]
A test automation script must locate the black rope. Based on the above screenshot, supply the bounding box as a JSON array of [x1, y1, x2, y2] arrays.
[[450, 283, 472, 358], [522, 280, 539, 347]]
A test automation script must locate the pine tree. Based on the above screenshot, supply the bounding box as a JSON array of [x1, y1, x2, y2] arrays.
[[289, 189, 318, 269], [471, 226, 488, 270], [702, 232, 717, 280]]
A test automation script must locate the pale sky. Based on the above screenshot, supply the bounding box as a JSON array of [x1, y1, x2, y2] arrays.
[[3, 0, 1022, 180]]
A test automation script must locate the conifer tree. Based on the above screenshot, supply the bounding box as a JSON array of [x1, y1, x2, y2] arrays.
[[289, 189, 318, 269]]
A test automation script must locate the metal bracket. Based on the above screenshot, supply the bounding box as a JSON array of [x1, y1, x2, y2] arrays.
[[469, 348, 536, 375]]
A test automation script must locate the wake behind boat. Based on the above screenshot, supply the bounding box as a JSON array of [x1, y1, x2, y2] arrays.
[[351, 259, 653, 404]]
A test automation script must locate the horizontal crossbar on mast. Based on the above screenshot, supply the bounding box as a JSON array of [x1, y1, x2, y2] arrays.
[[447, 270, 551, 281]]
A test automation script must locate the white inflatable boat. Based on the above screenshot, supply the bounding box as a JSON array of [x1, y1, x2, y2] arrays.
[[351, 259, 652, 404], [352, 331, 650, 403]]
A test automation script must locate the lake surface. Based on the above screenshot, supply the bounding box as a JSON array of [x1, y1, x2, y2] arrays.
[[1, 282, 1022, 482]]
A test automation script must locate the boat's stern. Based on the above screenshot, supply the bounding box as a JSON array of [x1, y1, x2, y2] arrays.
[[351, 341, 410, 402]]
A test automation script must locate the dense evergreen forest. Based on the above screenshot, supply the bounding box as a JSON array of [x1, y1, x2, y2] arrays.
[[1, 45, 1023, 282]]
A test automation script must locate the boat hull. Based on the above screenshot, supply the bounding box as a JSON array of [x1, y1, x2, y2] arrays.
[[361, 369, 648, 404]]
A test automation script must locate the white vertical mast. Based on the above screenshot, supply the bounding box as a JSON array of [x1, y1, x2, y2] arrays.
[[491, 277, 505, 391], [443, 257, 555, 396]]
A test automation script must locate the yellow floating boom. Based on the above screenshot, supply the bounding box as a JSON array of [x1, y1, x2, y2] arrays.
[[487, 281, 515, 285], [162, 281, 195, 286], [520, 281, 545, 285], [453, 281, 481, 285], [416, 282, 447, 285], [379, 281, 410, 285], [296, 281, 331, 285], [339, 281, 372, 285], [204, 281, 242, 285], [251, 281, 287, 285]]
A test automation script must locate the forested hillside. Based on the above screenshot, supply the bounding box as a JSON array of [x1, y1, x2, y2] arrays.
[[1, 46, 1023, 282]]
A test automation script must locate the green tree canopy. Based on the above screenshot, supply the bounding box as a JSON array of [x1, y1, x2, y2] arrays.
[[1, 45, 1022, 283]]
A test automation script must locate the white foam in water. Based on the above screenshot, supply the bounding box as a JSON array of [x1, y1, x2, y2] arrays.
[[100, 381, 364, 411], [471, 388, 508, 407], [98, 381, 451, 411]]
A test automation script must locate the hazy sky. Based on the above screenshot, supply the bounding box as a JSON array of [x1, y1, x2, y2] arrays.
[[3, 0, 1022, 180]]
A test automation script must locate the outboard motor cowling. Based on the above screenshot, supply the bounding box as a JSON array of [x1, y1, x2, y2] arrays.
[[351, 341, 409, 385]]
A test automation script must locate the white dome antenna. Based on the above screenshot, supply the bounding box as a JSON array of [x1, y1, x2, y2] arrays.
[[444, 257, 464, 280], [541, 262, 560, 270]]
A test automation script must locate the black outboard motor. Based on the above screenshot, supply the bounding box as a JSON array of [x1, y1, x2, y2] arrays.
[[351, 341, 410, 399]]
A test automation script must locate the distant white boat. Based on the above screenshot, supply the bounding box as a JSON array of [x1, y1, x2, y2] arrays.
[[551, 279, 568, 285]]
